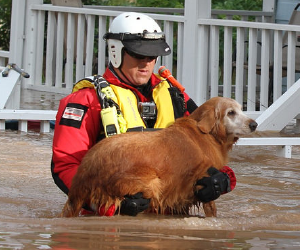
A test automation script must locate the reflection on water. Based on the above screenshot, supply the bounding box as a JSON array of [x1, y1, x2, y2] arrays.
[[1, 89, 300, 249]]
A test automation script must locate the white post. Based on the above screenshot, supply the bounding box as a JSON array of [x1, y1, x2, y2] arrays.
[[263, 0, 276, 16], [182, 0, 211, 105], [18, 120, 28, 132], [276, 145, 292, 158], [0, 120, 5, 130], [7, 0, 27, 109], [9, 0, 26, 66], [23, 0, 43, 87], [40, 121, 50, 133]]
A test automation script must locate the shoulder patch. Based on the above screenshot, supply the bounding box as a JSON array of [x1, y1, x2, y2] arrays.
[[59, 103, 88, 129]]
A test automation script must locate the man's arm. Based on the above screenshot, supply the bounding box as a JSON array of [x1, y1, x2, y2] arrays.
[[51, 88, 101, 193], [194, 166, 236, 202]]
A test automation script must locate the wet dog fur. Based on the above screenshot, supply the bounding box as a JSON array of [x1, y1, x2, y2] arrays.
[[61, 97, 257, 217]]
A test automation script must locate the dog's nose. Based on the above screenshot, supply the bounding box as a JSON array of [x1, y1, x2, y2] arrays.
[[249, 121, 258, 132]]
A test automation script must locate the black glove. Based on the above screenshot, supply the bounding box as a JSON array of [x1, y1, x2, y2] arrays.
[[194, 167, 231, 202], [120, 192, 150, 216]]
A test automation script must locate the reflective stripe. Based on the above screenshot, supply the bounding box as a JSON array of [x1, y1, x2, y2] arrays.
[[62, 107, 85, 121]]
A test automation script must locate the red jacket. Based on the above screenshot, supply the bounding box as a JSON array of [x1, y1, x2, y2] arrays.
[[51, 67, 194, 194]]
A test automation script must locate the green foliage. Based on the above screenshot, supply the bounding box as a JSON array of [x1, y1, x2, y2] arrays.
[[0, 0, 12, 50], [135, 0, 184, 8], [212, 0, 263, 11], [80, 0, 184, 7], [85, 0, 132, 5]]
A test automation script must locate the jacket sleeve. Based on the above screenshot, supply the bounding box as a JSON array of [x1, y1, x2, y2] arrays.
[[220, 166, 236, 192], [51, 88, 102, 194], [183, 92, 198, 116]]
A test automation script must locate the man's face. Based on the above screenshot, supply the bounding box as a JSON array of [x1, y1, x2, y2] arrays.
[[117, 50, 157, 86]]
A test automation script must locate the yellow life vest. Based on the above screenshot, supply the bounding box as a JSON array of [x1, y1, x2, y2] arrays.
[[109, 76, 175, 130], [72, 75, 176, 132]]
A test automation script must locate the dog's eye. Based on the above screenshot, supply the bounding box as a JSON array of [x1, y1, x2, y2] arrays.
[[228, 110, 236, 116]]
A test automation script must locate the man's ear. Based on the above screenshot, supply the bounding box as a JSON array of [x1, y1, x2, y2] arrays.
[[197, 107, 216, 134]]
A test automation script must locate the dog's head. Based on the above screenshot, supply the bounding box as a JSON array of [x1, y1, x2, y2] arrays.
[[189, 97, 257, 144]]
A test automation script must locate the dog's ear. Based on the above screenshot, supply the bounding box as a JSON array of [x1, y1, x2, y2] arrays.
[[197, 106, 216, 134], [211, 107, 227, 143]]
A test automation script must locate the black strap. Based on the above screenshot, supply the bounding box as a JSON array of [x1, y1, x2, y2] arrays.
[[126, 127, 161, 132], [93, 75, 107, 108], [103, 32, 165, 41], [94, 75, 120, 110]]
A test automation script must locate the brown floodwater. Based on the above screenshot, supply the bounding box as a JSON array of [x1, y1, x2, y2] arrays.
[[0, 89, 300, 249]]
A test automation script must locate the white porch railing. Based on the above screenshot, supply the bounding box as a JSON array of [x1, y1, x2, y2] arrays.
[[1, 0, 300, 157], [14, 1, 299, 109], [21, 4, 185, 94], [236, 137, 300, 158], [0, 109, 56, 133], [6, 0, 278, 100], [194, 18, 300, 110]]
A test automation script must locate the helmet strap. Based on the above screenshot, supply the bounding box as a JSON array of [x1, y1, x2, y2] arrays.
[[118, 67, 132, 85], [115, 48, 133, 85]]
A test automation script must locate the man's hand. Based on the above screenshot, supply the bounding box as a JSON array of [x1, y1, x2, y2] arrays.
[[120, 192, 150, 216], [194, 167, 231, 202]]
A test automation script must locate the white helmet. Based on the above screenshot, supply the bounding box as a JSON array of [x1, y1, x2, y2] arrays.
[[103, 12, 171, 68]]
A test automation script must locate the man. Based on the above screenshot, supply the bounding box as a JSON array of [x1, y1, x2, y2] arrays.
[[51, 12, 236, 216]]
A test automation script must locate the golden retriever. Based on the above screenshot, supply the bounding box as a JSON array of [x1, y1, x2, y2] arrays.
[[61, 97, 257, 217]]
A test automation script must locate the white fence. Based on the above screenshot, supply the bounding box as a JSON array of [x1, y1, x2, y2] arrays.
[[20, 4, 184, 94], [197, 18, 300, 110], [1, 0, 300, 157], [8, 1, 299, 106]]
